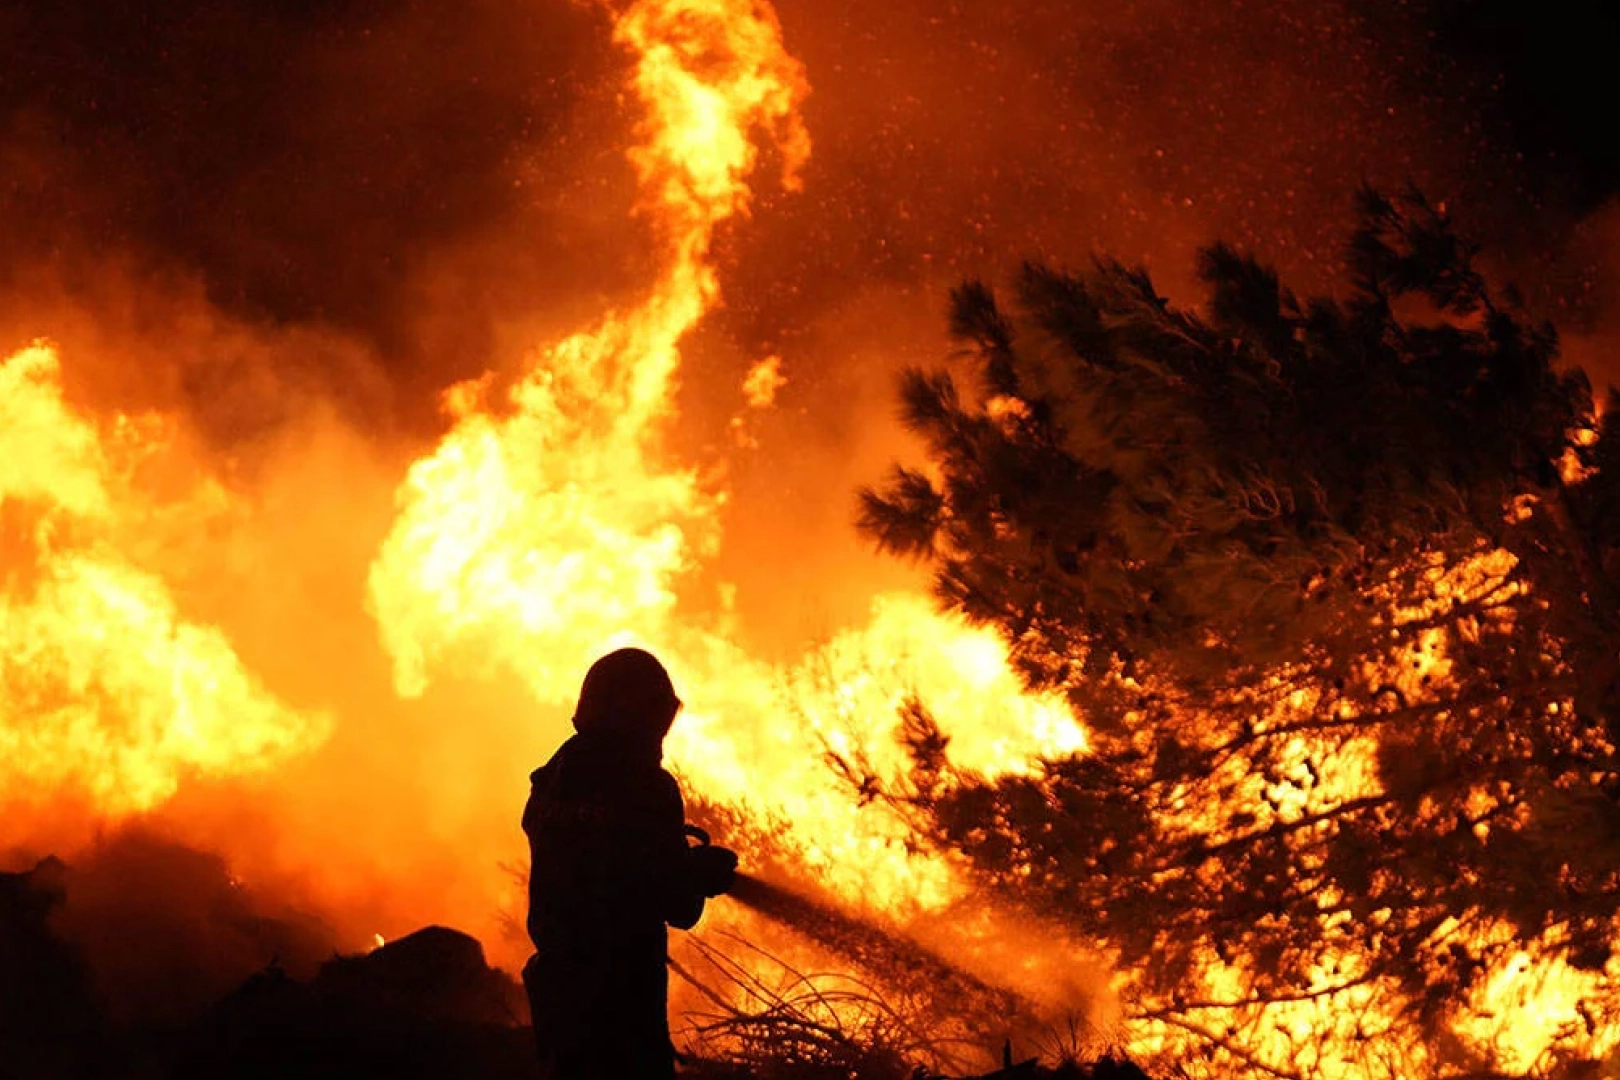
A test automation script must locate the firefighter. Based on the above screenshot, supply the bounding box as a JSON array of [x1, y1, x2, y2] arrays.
[[522, 647, 737, 1079]]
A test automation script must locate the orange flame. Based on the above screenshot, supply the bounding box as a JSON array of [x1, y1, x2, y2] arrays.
[[364, 0, 1086, 957], [12, 2, 1609, 1075], [367, 0, 809, 702], [0, 342, 328, 822]]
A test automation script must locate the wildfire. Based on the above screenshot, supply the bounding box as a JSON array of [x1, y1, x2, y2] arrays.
[[1120, 546, 1620, 1078], [669, 592, 1087, 910], [4, 0, 1611, 1077], [365, 0, 1085, 931], [0, 343, 328, 823], [367, 0, 809, 702]]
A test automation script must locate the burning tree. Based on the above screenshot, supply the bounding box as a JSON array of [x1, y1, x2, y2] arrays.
[[857, 190, 1620, 1078]]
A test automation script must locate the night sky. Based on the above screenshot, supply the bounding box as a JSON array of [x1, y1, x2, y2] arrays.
[[1429, 0, 1620, 214]]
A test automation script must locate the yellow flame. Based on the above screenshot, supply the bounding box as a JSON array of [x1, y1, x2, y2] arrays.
[[368, 0, 809, 701], [0, 343, 328, 818], [669, 593, 1086, 912], [741, 355, 786, 409], [0, 2, 1609, 1076], [364, 0, 1085, 953]]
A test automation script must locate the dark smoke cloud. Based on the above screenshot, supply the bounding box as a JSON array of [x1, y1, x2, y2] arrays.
[[1427, 0, 1620, 218], [682, 0, 1619, 632], [1, 0, 1609, 428], [0, 0, 579, 320], [0, 0, 637, 433], [44, 829, 334, 1027]]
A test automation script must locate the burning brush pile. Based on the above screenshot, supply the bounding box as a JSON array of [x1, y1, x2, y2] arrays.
[[4, 0, 1620, 1078]]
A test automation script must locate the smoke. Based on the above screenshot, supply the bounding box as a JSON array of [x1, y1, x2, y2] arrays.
[[43, 829, 336, 1027], [688, 870, 1114, 1070], [0, 0, 1603, 522], [1, 0, 1598, 427], [728, 871, 1038, 1019], [1559, 200, 1620, 390], [0, 0, 636, 435]]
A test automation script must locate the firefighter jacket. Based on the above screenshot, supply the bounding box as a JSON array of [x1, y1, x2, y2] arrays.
[[523, 728, 705, 957]]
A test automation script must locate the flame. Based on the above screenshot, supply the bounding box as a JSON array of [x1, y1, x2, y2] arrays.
[[740, 355, 786, 409], [0, 342, 328, 821], [1456, 929, 1617, 1073], [5, 0, 1606, 1075], [669, 593, 1086, 911], [367, 0, 809, 701], [363, 0, 1084, 963], [1121, 547, 1620, 1078]]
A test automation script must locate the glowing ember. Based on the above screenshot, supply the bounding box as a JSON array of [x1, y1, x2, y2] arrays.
[[741, 355, 786, 410]]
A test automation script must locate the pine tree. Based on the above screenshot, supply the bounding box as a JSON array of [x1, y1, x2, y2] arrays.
[[856, 190, 1620, 1078]]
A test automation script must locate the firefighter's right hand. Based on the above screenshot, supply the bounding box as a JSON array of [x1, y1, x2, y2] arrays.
[[688, 844, 738, 897]]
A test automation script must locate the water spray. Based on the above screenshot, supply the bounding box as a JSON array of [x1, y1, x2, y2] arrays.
[[724, 870, 1040, 1022]]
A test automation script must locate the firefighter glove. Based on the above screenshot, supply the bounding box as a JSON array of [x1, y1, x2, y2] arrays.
[[688, 844, 738, 898]]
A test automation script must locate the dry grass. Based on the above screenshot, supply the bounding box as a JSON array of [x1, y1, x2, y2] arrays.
[[671, 928, 988, 1079]]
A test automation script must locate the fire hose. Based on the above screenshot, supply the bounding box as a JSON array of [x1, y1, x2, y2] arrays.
[[694, 853, 1041, 1020]]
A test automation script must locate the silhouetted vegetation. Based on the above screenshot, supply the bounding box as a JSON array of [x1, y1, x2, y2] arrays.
[[858, 189, 1620, 1078]]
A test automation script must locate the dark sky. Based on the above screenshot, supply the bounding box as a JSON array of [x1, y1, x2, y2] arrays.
[[0, 1, 613, 409], [1428, 0, 1620, 215], [0, 0, 1616, 443]]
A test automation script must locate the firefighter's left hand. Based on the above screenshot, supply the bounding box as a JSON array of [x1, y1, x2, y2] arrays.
[[689, 844, 738, 897]]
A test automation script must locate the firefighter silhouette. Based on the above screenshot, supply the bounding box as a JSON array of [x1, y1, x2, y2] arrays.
[[522, 648, 737, 1079]]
